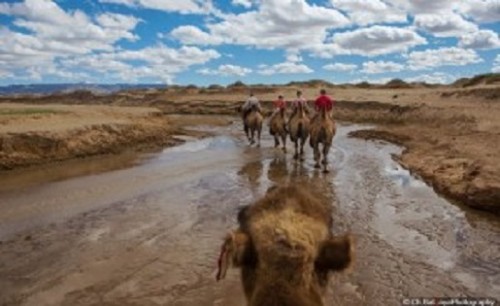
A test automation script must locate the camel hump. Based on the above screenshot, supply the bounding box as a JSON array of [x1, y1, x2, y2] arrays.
[[321, 106, 328, 119]]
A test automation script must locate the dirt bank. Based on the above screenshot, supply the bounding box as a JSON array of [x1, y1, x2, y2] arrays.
[[0, 104, 231, 170]]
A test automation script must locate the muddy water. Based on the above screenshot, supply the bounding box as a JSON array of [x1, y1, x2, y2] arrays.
[[0, 123, 498, 306]]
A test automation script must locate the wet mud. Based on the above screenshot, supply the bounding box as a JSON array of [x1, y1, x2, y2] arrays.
[[0, 122, 498, 306]]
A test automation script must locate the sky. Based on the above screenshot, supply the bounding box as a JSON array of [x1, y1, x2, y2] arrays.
[[0, 0, 499, 86]]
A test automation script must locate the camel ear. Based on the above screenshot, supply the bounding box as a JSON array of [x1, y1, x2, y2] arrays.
[[315, 234, 354, 272], [216, 230, 251, 281]]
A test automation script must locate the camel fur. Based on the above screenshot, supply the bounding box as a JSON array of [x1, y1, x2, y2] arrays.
[[243, 105, 263, 146], [288, 102, 310, 161], [217, 185, 353, 306], [269, 108, 288, 152], [309, 108, 336, 172]]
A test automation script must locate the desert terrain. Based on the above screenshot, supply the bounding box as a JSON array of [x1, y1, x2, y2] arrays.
[[2, 76, 497, 213], [0, 76, 499, 305]]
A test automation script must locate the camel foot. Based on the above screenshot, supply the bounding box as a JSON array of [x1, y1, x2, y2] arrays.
[[300, 156, 305, 162], [322, 167, 330, 174], [293, 153, 299, 160], [282, 147, 287, 153], [314, 163, 320, 169]]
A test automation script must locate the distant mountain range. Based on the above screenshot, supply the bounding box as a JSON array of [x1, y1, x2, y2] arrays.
[[0, 83, 166, 96]]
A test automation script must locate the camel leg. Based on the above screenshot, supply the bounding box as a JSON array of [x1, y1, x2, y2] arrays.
[[250, 128, 255, 145], [299, 136, 306, 161], [274, 135, 279, 148], [313, 144, 320, 169], [322, 142, 331, 173], [257, 125, 262, 147], [293, 141, 299, 160], [282, 134, 287, 153]]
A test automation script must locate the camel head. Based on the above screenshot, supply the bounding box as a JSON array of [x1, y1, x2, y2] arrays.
[[216, 186, 353, 306]]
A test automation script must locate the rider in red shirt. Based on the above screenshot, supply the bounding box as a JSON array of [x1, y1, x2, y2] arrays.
[[274, 95, 286, 110], [314, 89, 334, 111]]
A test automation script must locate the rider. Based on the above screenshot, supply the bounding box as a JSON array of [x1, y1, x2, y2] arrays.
[[290, 90, 310, 119], [312, 89, 334, 124], [270, 95, 287, 120], [242, 92, 262, 129]]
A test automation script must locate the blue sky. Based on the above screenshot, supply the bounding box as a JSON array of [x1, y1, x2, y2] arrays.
[[0, 0, 499, 86]]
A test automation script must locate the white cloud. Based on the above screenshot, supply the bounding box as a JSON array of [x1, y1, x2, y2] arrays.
[[350, 77, 393, 84], [323, 63, 357, 72], [0, 0, 140, 54], [407, 47, 483, 70], [232, 0, 253, 9], [0, 0, 142, 82], [197, 64, 252, 76], [331, 25, 427, 56], [99, 0, 213, 14], [258, 62, 313, 75], [405, 72, 454, 84], [414, 13, 478, 37], [361, 61, 404, 74], [170, 25, 225, 45], [460, 0, 500, 23], [170, 0, 350, 50], [459, 30, 500, 49], [493, 55, 500, 72], [285, 51, 303, 63], [330, 0, 407, 25], [384, 0, 460, 14], [62, 45, 220, 83]]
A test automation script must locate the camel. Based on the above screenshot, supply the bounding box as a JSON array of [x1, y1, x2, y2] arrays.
[[288, 102, 310, 161], [216, 185, 353, 306], [244, 105, 263, 146], [269, 108, 287, 152], [309, 107, 336, 172]]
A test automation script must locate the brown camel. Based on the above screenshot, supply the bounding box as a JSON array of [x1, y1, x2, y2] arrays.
[[216, 185, 353, 306], [288, 102, 310, 161], [244, 105, 263, 146], [309, 107, 335, 172], [269, 108, 287, 152]]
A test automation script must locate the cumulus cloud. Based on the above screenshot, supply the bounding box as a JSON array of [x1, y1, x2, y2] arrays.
[[407, 47, 483, 70], [493, 55, 500, 72], [405, 72, 454, 84], [170, 0, 349, 50], [62, 45, 220, 83], [170, 26, 225, 45], [350, 77, 393, 84], [331, 26, 427, 56], [414, 13, 478, 37], [99, 0, 213, 14], [460, 0, 500, 23], [0, 0, 144, 81], [323, 63, 357, 72], [197, 64, 252, 76], [0, 1, 140, 53], [361, 61, 404, 74], [258, 62, 313, 75], [232, 0, 253, 9], [330, 0, 407, 25], [459, 30, 500, 49]]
